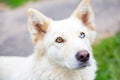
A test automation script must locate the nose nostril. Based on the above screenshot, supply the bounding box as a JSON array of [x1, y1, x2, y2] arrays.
[[87, 53, 90, 58], [80, 55, 83, 59]]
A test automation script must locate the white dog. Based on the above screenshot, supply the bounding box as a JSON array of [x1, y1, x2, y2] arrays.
[[0, 0, 97, 80]]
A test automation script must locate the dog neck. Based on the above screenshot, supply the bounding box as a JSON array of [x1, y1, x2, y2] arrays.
[[32, 57, 76, 80]]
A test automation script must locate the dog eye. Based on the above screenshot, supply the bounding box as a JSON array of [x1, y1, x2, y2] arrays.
[[79, 32, 85, 38], [55, 37, 64, 43]]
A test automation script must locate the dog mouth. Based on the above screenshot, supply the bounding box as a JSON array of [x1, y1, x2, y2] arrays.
[[79, 62, 90, 68], [73, 62, 91, 70], [65, 61, 91, 70]]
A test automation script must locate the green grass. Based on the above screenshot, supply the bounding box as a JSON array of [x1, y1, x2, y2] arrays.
[[0, 0, 37, 8], [93, 32, 120, 80]]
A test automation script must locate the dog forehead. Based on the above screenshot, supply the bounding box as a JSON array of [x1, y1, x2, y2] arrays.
[[48, 18, 87, 33]]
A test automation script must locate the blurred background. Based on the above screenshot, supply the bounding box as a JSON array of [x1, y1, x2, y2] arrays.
[[0, 0, 120, 80]]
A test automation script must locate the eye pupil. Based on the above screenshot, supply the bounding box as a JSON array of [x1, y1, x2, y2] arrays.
[[55, 37, 64, 43], [80, 32, 85, 38]]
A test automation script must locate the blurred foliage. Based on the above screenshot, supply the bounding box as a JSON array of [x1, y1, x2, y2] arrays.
[[0, 0, 37, 8], [93, 32, 120, 80]]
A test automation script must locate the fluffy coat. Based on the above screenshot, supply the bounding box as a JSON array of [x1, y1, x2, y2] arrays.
[[0, 0, 97, 80]]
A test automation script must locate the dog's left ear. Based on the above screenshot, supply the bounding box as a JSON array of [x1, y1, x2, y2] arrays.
[[71, 0, 95, 30], [72, 0, 96, 43]]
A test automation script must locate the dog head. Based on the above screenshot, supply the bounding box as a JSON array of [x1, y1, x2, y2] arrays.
[[27, 0, 96, 69]]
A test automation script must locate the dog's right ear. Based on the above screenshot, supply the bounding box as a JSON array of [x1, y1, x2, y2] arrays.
[[27, 8, 52, 44]]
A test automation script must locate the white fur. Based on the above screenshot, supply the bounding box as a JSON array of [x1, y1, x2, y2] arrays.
[[0, 18, 97, 80], [0, 0, 97, 80]]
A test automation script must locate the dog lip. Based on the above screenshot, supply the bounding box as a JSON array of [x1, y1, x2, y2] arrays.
[[80, 64, 90, 68], [68, 62, 91, 70], [75, 62, 91, 69]]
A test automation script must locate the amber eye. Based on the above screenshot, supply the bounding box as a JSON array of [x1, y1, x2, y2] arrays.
[[55, 37, 64, 43], [79, 32, 85, 38]]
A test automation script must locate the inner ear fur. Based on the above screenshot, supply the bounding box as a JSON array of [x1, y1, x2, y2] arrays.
[[27, 8, 52, 44], [71, 0, 95, 30]]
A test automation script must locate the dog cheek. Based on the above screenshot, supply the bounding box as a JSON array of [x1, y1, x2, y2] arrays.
[[46, 46, 63, 62], [64, 56, 80, 69]]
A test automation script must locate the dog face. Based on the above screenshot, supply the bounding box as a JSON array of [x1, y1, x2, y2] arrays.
[[27, 0, 96, 69]]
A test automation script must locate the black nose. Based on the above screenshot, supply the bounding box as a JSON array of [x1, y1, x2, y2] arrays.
[[76, 50, 90, 62]]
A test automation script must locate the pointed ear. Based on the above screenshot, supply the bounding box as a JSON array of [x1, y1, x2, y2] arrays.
[[71, 0, 95, 30], [27, 8, 52, 44]]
